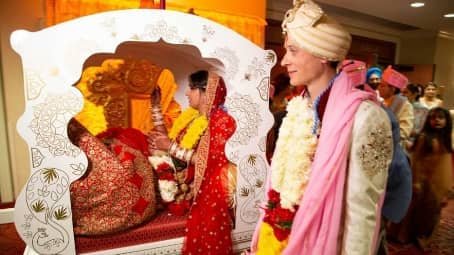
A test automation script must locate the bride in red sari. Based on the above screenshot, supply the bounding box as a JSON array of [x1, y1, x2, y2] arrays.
[[150, 70, 237, 254], [69, 69, 236, 253]]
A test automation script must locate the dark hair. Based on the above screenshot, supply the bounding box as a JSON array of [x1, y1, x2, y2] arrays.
[[420, 107, 453, 153], [393, 87, 401, 95], [272, 73, 291, 96], [329, 61, 340, 69], [406, 83, 421, 100], [189, 70, 208, 91]]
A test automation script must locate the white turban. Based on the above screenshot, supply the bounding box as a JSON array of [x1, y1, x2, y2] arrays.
[[282, 0, 352, 61]]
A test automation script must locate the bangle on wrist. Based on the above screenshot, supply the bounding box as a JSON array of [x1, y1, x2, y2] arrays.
[[151, 106, 162, 113], [184, 149, 194, 163], [153, 120, 164, 126], [169, 141, 178, 156]]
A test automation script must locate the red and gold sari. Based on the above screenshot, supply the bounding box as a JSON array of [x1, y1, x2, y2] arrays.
[[182, 74, 236, 255], [69, 123, 157, 235]]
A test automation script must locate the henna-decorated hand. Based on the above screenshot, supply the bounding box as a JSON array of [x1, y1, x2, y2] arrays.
[[147, 131, 171, 152]]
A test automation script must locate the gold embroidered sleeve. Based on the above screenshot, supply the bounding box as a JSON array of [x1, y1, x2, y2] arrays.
[[341, 101, 393, 255]]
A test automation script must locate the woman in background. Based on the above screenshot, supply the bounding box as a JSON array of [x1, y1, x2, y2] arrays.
[[419, 82, 443, 109], [402, 83, 428, 148]]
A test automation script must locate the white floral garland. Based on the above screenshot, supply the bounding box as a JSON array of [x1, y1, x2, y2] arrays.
[[270, 96, 318, 210], [158, 180, 178, 202], [149, 154, 178, 202]]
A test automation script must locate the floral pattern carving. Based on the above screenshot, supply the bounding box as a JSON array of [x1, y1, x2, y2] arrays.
[[225, 93, 262, 146], [31, 148, 45, 168], [210, 47, 239, 81], [202, 25, 215, 42], [238, 154, 267, 224], [25, 70, 46, 100], [26, 168, 71, 254], [29, 93, 82, 157], [140, 20, 183, 43], [256, 77, 270, 102]]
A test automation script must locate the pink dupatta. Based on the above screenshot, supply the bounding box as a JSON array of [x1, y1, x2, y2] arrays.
[[251, 62, 378, 254]]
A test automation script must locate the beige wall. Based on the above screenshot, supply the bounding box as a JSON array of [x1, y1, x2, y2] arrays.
[[0, 0, 45, 197], [434, 37, 454, 109]]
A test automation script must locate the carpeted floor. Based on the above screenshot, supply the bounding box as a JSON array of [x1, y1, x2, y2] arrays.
[[0, 223, 25, 255], [388, 190, 454, 255], [1, 196, 454, 255]]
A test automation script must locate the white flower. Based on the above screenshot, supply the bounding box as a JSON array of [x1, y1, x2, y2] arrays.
[[271, 96, 318, 210], [148, 154, 175, 169], [158, 180, 178, 202]]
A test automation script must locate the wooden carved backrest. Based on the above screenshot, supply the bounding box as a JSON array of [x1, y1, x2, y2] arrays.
[[75, 58, 163, 134]]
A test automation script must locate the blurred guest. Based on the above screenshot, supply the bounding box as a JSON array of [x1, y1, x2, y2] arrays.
[[378, 66, 414, 148], [402, 83, 429, 147], [367, 66, 382, 90], [420, 82, 443, 109], [270, 73, 293, 113]]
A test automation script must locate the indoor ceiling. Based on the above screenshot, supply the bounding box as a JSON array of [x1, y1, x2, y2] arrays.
[[273, 0, 454, 37]]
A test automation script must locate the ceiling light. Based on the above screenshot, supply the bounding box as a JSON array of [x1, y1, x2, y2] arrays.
[[444, 13, 454, 18], [410, 2, 425, 8]]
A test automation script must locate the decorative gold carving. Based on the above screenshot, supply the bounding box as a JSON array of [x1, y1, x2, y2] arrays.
[[104, 96, 129, 129], [122, 59, 162, 94], [79, 58, 163, 129]]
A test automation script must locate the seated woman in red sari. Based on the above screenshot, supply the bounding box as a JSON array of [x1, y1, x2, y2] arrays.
[[68, 58, 182, 236], [68, 119, 158, 236], [148, 70, 237, 255]]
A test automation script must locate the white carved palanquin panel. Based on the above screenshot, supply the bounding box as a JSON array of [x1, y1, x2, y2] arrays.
[[11, 9, 275, 254]]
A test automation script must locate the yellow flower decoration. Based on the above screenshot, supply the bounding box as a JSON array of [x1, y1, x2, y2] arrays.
[[257, 223, 288, 255], [168, 107, 200, 139], [180, 115, 208, 149], [168, 107, 209, 150]]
